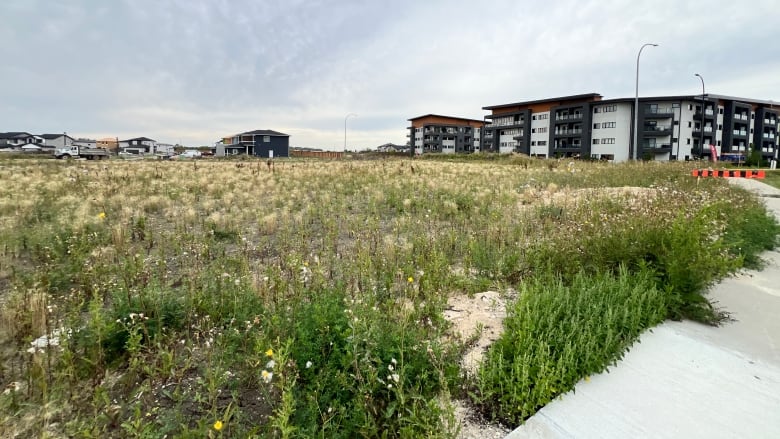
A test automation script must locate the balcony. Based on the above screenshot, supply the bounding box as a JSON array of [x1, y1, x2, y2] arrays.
[[764, 132, 776, 139], [643, 125, 672, 135], [644, 107, 674, 118], [765, 119, 777, 125], [734, 114, 749, 121], [554, 129, 583, 136], [555, 114, 583, 121], [732, 130, 748, 137], [693, 110, 716, 119], [642, 142, 672, 152]]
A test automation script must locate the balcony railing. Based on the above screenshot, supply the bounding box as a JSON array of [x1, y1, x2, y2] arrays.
[[643, 125, 671, 132], [555, 114, 583, 121], [765, 119, 777, 125], [554, 129, 582, 135], [733, 130, 748, 136], [642, 143, 672, 150], [645, 107, 674, 115], [734, 114, 748, 121], [764, 133, 776, 139]]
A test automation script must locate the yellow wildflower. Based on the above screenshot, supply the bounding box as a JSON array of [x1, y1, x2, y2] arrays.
[[98, 212, 106, 219], [265, 348, 274, 358], [407, 276, 414, 283], [213, 420, 223, 431]]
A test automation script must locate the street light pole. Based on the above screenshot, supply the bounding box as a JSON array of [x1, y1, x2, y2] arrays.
[[694, 73, 705, 160], [344, 113, 357, 154], [634, 43, 658, 161], [634, 43, 658, 160]]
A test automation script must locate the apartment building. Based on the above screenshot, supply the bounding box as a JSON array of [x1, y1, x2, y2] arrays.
[[407, 114, 484, 154], [478, 93, 778, 162]]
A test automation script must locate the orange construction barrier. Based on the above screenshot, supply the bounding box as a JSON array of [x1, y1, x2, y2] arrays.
[[691, 169, 765, 179]]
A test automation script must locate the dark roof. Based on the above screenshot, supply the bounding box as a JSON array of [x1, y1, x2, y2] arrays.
[[40, 133, 73, 140], [595, 94, 779, 106], [0, 132, 33, 139], [239, 129, 289, 137], [122, 137, 156, 142], [407, 114, 485, 124], [482, 93, 603, 110]]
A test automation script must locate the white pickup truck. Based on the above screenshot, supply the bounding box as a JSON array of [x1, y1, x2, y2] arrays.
[[54, 146, 110, 160]]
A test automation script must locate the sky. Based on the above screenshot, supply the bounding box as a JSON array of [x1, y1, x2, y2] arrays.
[[1, 0, 778, 150]]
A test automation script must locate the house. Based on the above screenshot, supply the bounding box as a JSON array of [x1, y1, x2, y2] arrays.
[[97, 138, 119, 151], [40, 133, 75, 149], [376, 143, 410, 153], [0, 132, 44, 149], [408, 115, 485, 155], [119, 137, 157, 155], [217, 130, 289, 158], [74, 138, 98, 148], [155, 143, 175, 156]]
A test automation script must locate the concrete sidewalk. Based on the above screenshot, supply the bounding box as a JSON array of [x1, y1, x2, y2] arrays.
[[507, 178, 780, 439]]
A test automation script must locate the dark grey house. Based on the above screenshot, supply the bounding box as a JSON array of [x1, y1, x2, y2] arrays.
[[218, 130, 290, 158], [0, 132, 44, 149]]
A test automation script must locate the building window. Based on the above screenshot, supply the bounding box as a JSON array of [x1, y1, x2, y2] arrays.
[[602, 122, 616, 128], [593, 138, 600, 144], [604, 105, 617, 113], [718, 124, 722, 130], [594, 107, 601, 113], [531, 141, 536, 146], [601, 138, 615, 144], [539, 114, 548, 120], [673, 121, 679, 125], [532, 115, 537, 120], [688, 104, 693, 110], [717, 140, 721, 146], [593, 123, 600, 129], [538, 141, 547, 146], [537, 127, 547, 133], [719, 108, 724, 114], [687, 138, 691, 145], [688, 121, 692, 128], [672, 137, 678, 143], [263, 136, 270, 142]]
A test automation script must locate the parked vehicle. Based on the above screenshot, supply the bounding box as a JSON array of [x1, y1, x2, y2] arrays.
[[174, 150, 202, 159], [54, 145, 109, 160]]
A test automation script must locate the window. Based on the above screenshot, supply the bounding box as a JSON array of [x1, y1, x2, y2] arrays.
[[537, 127, 548, 133], [687, 138, 691, 145], [538, 141, 547, 146], [594, 107, 601, 113], [539, 114, 549, 120], [688, 121, 692, 128], [532, 115, 537, 120], [601, 138, 615, 144], [531, 128, 535, 133], [592, 138, 600, 144], [718, 124, 722, 130], [263, 136, 270, 142], [593, 123, 600, 129], [602, 122, 616, 128], [603, 105, 617, 113], [672, 137, 678, 143], [531, 141, 536, 146], [750, 128, 754, 134], [752, 114, 755, 119], [688, 104, 693, 110], [719, 108, 724, 114], [717, 140, 721, 146]]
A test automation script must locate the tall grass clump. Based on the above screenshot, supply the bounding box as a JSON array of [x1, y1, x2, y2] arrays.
[[472, 267, 667, 425]]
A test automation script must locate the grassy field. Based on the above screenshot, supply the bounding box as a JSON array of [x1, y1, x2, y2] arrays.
[[0, 156, 777, 437]]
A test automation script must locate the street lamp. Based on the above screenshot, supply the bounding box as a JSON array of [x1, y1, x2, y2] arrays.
[[344, 113, 357, 153], [634, 43, 658, 161], [694, 73, 705, 159]]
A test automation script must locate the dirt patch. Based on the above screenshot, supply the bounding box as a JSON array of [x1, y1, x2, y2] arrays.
[[444, 290, 515, 438]]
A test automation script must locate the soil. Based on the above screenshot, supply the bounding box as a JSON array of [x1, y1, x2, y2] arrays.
[[444, 290, 515, 438]]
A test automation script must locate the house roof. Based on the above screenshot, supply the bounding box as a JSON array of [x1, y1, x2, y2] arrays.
[[0, 132, 33, 139], [122, 137, 156, 142], [40, 133, 74, 140], [238, 129, 289, 137]]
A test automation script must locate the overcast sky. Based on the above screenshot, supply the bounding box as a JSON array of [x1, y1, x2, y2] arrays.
[[1, 0, 778, 149]]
